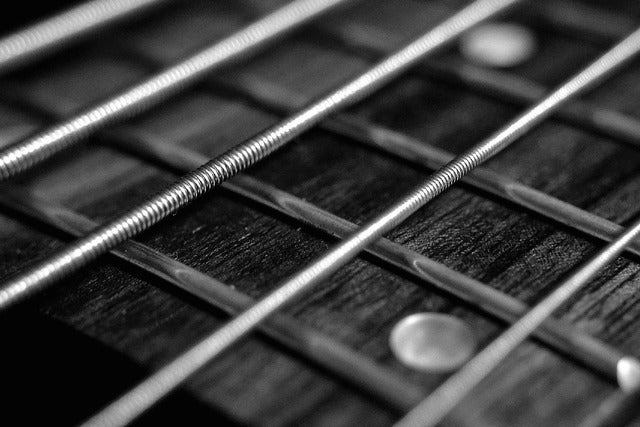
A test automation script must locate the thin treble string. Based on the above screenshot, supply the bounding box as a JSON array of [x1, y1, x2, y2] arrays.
[[69, 1, 523, 426], [396, 216, 640, 427], [80, 8, 640, 427]]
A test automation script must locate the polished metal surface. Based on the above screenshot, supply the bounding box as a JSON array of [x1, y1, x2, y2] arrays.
[[0, 0, 639, 426], [324, 20, 640, 151], [0, 0, 349, 180], [397, 217, 640, 427], [0, 184, 424, 412], [0, 0, 167, 73], [63, 2, 524, 424], [617, 357, 640, 392], [0, 0, 521, 316], [389, 313, 476, 372], [8, 60, 640, 261], [0, 62, 627, 381], [206, 74, 640, 258], [84, 19, 640, 427], [108, 125, 625, 380], [459, 22, 537, 67]]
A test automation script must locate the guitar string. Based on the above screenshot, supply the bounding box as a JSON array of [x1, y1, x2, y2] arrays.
[[92, 6, 640, 427], [9, 34, 640, 266], [48, 1, 640, 425], [0, 0, 520, 316], [395, 216, 640, 427], [239, 0, 640, 152], [4, 0, 639, 259], [5, 44, 640, 264], [103, 128, 630, 381], [210, 76, 640, 254], [0, 0, 636, 408], [103, 42, 640, 259], [0, 84, 628, 387], [0, 0, 351, 180], [0, 0, 169, 74], [2, 1, 636, 420], [244, 0, 631, 47], [387, 6, 640, 424], [0, 184, 425, 413], [319, 24, 640, 152], [2, 0, 636, 424], [82, 8, 640, 427], [0, 2, 513, 425], [236, 0, 640, 152], [281, 3, 640, 425]]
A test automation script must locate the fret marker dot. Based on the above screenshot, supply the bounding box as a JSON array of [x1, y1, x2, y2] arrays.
[[459, 23, 536, 68], [389, 313, 476, 372], [617, 357, 640, 392]]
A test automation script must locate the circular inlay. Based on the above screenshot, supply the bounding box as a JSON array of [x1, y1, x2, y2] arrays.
[[617, 357, 640, 392], [459, 23, 537, 68], [389, 313, 476, 372]]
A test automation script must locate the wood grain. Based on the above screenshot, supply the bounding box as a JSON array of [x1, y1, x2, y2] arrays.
[[1, 0, 640, 425]]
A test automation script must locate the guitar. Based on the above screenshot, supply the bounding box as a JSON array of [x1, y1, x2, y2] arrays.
[[1, 0, 639, 425]]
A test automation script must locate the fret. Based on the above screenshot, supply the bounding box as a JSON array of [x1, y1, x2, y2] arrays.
[[1, 66, 634, 406], [0, 0, 520, 309], [0, 183, 425, 413], [104, 125, 627, 381], [0, 76, 628, 387], [207, 76, 640, 257], [1, 0, 639, 425], [81, 10, 640, 427], [320, 22, 640, 151], [18, 22, 640, 264], [0, 0, 168, 74], [243, 0, 640, 150], [396, 218, 640, 427], [0, 0, 348, 180], [6, 63, 640, 264], [5, 2, 520, 425], [91, 41, 640, 259]]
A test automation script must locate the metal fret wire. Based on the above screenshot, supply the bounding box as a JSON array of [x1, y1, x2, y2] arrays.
[[1, 0, 637, 414], [105, 40, 640, 260], [82, 15, 640, 427], [5, 38, 640, 264], [238, 0, 640, 151], [396, 217, 640, 427], [206, 75, 640, 256], [13, 32, 640, 263], [7, 0, 640, 261], [0, 70, 630, 398], [0, 68, 627, 385], [0, 0, 348, 180], [321, 25, 640, 151], [0, 0, 519, 309], [119, 3, 640, 425], [0, 0, 168, 74], [107, 127, 625, 379], [3, 54, 632, 382], [51, 2, 524, 425], [0, 185, 424, 413], [0, 0, 635, 423]]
